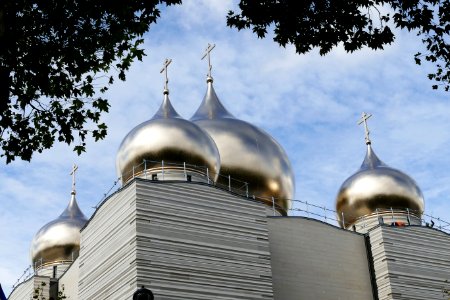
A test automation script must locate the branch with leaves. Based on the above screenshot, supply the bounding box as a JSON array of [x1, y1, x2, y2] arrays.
[[227, 0, 450, 92], [0, 0, 181, 163]]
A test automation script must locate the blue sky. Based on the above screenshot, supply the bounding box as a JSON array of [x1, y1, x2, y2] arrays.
[[2, 0, 450, 295]]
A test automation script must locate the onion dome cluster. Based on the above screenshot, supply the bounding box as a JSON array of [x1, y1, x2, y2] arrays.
[[115, 58, 294, 215]]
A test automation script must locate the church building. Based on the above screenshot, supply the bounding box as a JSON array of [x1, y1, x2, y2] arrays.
[[8, 46, 450, 300]]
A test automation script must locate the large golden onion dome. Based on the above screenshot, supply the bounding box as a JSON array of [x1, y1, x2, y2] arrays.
[[30, 191, 87, 267], [116, 90, 221, 184], [190, 77, 295, 214], [336, 143, 424, 228]]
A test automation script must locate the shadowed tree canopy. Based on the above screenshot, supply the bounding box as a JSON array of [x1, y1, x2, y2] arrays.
[[227, 0, 450, 92], [0, 0, 181, 163], [2, 0, 449, 164]]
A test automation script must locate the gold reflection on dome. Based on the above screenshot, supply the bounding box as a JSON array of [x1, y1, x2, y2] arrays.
[[191, 78, 295, 214], [30, 191, 87, 267], [116, 59, 220, 184], [116, 93, 221, 184], [336, 144, 424, 228]]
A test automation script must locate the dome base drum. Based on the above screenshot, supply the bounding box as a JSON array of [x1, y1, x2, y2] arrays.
[[124, 162, 215, 184], [345, 209, 422, 233]]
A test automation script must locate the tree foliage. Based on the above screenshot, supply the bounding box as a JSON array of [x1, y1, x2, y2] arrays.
[[227, 0, 450, 91], [3, 1, 449, 163], [0, 0, 180, 163]]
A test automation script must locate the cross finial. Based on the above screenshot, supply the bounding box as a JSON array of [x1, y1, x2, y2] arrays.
[[357, 112, 373, 145], [160, 58, 172, 95], [201, 43, 216, 80], [70, 164, 78, 195]]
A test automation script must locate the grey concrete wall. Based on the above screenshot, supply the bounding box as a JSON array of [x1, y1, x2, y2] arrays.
[[368, 225, 450, 300], [59, 259, 79, 299], [267, 217, 374, 300]]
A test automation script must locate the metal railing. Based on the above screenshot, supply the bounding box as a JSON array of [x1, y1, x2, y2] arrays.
[[33, 253, 77, 271], [421, 212, 450, 232], [11, 265, 33, 291], [95, 159, 251, 209], [288, 197, 450, 233], [12, 252, 78, 291], [96, 160, 450, 232]]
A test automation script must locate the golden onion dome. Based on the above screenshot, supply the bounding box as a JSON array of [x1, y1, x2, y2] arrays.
[[336, 144, 424, 228], [190, 77, 295, 214], [116, 91, 221, 184], [30, 191, 87, 267]]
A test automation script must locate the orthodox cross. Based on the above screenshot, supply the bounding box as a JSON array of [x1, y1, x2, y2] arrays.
[[358, 112, 372, 145], [70, 164, 78, 194], [201, 43, 216, 78], [160, 58, 172, 93]]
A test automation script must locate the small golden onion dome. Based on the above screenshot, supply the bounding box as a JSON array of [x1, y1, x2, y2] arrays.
[[336, 144, 424, 227], [116, 92, 221, 184], [190, 77, 295, 214], [30, 192, 87, 267]]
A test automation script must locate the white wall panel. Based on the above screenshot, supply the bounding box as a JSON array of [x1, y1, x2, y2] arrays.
[[268, 217, 374, 300]]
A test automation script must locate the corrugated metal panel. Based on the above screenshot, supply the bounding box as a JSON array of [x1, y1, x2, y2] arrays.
[[368, 225, 450, 300]]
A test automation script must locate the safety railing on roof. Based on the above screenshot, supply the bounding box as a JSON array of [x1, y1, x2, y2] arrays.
[[96, 160, 450, 233], [11, 265, 33, 291], [32, 253, 77, 271], [11, 252, 78, 291], [96, 159, 252, 209], [288, 197, 450, 233]]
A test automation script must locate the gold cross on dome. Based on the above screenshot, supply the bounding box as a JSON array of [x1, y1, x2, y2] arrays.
[[358, 112, 373, 145], [201, 43, 216, 78], [70, 164, 78, 194], [160, 58, 172, 93]]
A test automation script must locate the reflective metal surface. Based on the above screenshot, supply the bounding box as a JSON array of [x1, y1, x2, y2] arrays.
[[30, 192, 87, 266], [336, 144, 424, 227], [191, 78, 295, 214], [116, 93, 221, 184]]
